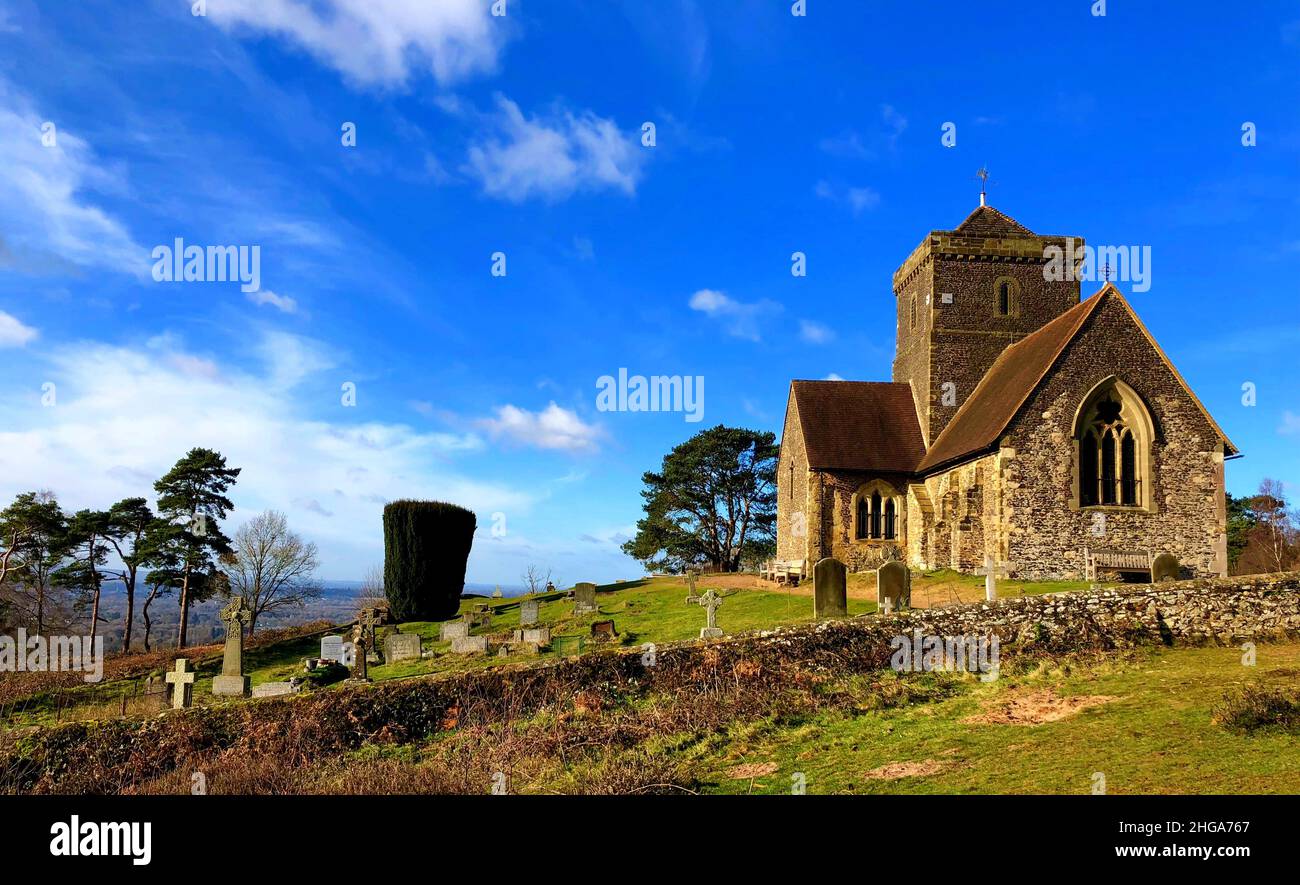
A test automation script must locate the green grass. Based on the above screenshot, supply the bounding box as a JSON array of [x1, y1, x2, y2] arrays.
[[679, 643, 1300, 795], [0, 571, 1101, 726]]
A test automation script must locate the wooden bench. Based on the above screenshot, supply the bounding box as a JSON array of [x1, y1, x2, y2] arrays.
[[762, 559, 807, 585], [1085, 548, 1152, 582]]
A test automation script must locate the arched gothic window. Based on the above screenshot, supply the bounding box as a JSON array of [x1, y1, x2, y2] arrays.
[[1076, 379, 1153, 508], [854, 483, 902, 540]]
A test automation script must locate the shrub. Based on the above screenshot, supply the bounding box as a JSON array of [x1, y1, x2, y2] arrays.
[[1213, 685, 1300, 734], [383, 500, 476, 621]]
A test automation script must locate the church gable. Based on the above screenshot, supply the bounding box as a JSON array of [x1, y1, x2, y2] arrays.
[[918, 284, 1236, 474]]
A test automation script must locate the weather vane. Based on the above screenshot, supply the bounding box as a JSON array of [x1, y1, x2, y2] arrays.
[[976, 166, 991, 206]]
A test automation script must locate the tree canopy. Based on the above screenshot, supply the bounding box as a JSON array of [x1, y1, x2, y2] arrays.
[[622, 425, 777, 573]]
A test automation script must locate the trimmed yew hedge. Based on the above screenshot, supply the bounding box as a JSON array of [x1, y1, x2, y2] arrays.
[[383, 500, 476, 621]]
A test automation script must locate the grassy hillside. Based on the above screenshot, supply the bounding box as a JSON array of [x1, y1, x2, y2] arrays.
[[0, 571, 1100, 729]]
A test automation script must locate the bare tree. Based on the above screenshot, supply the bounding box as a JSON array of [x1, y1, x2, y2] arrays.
[[224, 510, 321, 635], [353, 563, 387, 621], [521, 564, 552, 595], [1251, 478, 1298, 573]]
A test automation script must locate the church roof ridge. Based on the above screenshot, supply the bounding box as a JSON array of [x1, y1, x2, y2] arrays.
[[945, 204, 1036, 238]]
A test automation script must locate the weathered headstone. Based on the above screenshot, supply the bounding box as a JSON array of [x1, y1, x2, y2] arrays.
[[813, 557, 848, 619], [451, 635, 489, 655], [320, 635, 345, 663], [383, 632, 423, 663], [574, 582, 598, 615], [877, 561, 911, 614], [440, 620, 470, 641], [1152, 553, 1180, 583], [520, 598, 540, 626], [692, 588, 724, 639], [359, 606, 387, 663], [521, 626, 550, 646], [251, 682, 298, 698], [591, 620, 617, 642], [212, 597, 252, 697], [165, 658, 195, 710]]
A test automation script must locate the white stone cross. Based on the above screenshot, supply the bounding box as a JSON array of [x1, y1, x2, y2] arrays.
[[975, 556, 1016, 602], [165, 658, 196, 710], [691, 588, 724, 638]]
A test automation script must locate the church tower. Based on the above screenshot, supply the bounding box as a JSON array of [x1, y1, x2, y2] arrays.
[[891, 196, 1084, 447]]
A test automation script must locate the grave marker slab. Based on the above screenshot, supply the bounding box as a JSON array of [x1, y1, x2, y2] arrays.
[[440, 620, 470, 641], [320, 635, 345, 663], [251, 682, 297, 698], [813, 557, 848, 619], [876, 561, 911, 614], [212, 597, 252, 697], [573, 582, 598, 615], [451, 635, 489, 655], [520, 598, 540, 626], [383, 632, 423, 663]]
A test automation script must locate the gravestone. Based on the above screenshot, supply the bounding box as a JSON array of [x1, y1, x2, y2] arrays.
[[451, 635, 489, 655], [467, 603, 493, 628], [165, 658, 195, 710], [574, 583, 598, 615], [520, 598, 540, 626], [212, 597, 252, 697], [692, 588, 724, 639], [591, 620, 617, 642], [440, 620, 470, 641], [383, 632, 423, 663], [320, 635, 345, 663], [813, 557, 848, 619], [521, 626, 551, 646], [686, 571, 698, 599], [1152, 553, 1180, 583], [251, 681, 297, 698], [492, 586, 503, 598], [876, 561, 911, 614]]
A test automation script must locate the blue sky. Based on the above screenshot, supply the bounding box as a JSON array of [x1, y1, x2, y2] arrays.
[[0, 0, 1296, 583]]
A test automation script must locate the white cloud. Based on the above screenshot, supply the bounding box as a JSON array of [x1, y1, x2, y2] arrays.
[[688, 288, 780, 342], [463, 95, 644, 202], [204, 0, 506, 89], [824, 373, 844, 381], [0, 79, 145, 277], [0, 310, 37, 347], [479, 402, 602, 452], [247, 289, 298, 314], [799, 320, 834, 344], [815, 180, 880, 215], [1279, 411, 1300, 436], [0, 332, 520, 577]]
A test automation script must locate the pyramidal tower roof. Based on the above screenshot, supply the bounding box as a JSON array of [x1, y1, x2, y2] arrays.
[[949, 204, 1036, 238]]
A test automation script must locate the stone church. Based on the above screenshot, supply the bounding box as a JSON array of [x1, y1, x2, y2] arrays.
[[776, 202, 1238, 580]]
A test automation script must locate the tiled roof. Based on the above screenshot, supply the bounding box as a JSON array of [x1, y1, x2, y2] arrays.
[[790, 380, 925, 472], [948, 204, 1036, 238], [917, 287, 1110, 472]]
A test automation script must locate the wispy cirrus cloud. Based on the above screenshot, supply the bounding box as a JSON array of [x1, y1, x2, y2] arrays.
[[0, 78, 146, 278]]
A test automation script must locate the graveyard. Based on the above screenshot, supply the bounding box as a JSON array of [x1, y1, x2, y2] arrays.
[[3, 566, 1299, 795]]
